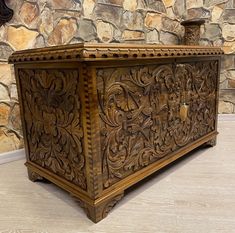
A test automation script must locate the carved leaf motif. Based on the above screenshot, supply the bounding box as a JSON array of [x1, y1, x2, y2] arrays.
[[19, 69, 86, 190], [98, 61, 218, 188]]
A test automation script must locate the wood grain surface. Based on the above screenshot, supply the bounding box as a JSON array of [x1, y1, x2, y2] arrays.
[[10, 43, 222, 222]]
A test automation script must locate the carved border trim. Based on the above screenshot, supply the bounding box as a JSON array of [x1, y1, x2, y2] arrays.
[[9, 47, 224, 63], [82, 64, 101, 198]]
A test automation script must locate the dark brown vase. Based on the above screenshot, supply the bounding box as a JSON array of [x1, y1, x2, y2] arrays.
[[181, 19, 205, 46], [0, 0, 14, 27]]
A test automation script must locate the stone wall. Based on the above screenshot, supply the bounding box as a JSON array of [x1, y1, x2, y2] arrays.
[[0, 0, 234, 153]]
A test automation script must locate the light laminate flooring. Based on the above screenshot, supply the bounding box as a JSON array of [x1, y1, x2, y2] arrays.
[[0, 121, 235, 233]]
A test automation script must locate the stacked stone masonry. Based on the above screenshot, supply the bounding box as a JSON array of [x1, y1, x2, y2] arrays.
[[0, 0, 234, 153]]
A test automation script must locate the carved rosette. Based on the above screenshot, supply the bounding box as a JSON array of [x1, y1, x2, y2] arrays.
[[97, 61, 218, 188], [19, 69, 87, 190]]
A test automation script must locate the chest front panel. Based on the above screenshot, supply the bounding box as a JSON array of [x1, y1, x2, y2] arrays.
[[97, 60, 218, 188]]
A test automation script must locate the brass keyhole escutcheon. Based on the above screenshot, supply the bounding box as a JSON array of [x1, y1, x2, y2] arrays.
[[180, 103, 189, 121]]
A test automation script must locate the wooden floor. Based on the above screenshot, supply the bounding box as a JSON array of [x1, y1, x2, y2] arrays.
[[0, 121, 235, 233]]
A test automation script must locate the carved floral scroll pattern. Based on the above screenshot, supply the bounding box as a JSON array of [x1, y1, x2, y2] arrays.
[[19, 69, 86, 190], [184, 27, 200, 45], [97, 61, 218, 188]]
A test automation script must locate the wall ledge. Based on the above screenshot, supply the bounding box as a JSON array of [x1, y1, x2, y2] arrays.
[[218, 114, 235, 121], [0, 149, 25, 165]]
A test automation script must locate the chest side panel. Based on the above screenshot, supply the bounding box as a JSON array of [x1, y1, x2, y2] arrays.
[[97, 60, 218, 188], [18, 68, 87, 190]]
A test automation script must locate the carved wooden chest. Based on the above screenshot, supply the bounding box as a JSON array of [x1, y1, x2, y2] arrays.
[[9, 44, 223, 222]]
